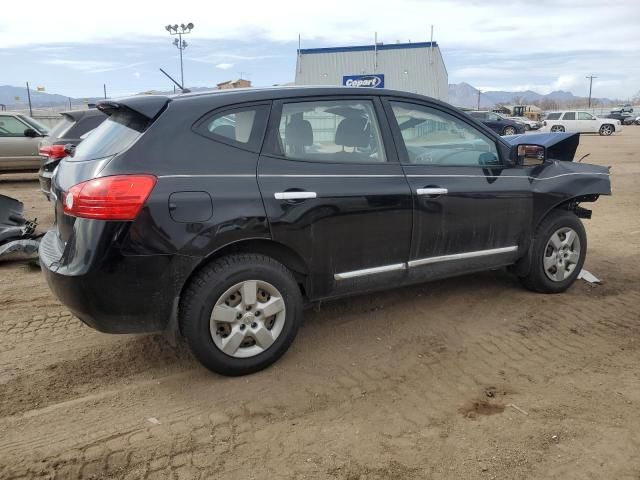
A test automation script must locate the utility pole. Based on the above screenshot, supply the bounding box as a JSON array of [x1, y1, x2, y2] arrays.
[[103, 84, 107, 99], [477, 89, 481, 110], [25, 82, 33, 116], [165, 23, 194, 89], [586, 75, 597, 108]]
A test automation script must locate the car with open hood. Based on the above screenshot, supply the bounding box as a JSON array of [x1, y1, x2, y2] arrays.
[[39, 87, 611, 376]]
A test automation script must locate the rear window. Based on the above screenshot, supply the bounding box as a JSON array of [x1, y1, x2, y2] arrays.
[[48, 115, 75, 138], [68, 110, 148, 162], [546, 113, 562, 120]]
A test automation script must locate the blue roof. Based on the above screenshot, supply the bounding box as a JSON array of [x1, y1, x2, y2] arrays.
[[299, 41, 438, 55]]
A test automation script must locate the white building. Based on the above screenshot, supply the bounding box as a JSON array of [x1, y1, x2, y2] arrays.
[[294, 41, 448, 101]]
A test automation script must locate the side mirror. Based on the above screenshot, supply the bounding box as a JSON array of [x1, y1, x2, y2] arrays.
[[24, 128, 40, 138], [513, 144, 546, 166]]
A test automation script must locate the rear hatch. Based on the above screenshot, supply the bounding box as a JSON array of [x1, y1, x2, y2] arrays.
[[51, 96, 169, 244]]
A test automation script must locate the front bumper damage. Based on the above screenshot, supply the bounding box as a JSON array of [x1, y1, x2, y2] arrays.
[[0, 194, 43, 262]]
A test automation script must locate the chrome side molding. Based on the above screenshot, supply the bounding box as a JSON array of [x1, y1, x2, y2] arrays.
[[407, 246, 518, 268], [334, 263, 406, 280], [334, 246, 519, 280]]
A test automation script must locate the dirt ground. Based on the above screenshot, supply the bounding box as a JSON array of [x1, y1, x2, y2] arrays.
[[0, 129, 639, 480]]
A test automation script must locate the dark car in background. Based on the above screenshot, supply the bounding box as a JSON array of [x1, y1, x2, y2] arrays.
[[466, 110, 526, 136], [40, 87, 611, 376], [605, 112, 636, 126], [38, 109, 107, 199]]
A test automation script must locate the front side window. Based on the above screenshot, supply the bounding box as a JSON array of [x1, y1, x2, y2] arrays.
[[390, 102, 500, 167], [0, 116, 29, 137], [546, 113, 562, 120], [468, 112, 485, 120], [562, 112, 576, 120], [276, 100, 386, 163], [578, 112, 594, 120]]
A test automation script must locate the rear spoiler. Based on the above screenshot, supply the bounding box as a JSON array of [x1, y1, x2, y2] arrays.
[[97, 95, 171, 120], [504, 132, 580, 162]]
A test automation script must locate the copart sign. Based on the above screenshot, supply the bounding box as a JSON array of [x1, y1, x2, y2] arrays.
[[342, 74, 385, 88]]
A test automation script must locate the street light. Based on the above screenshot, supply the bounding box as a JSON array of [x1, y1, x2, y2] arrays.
[[165, 22, 194, 88]]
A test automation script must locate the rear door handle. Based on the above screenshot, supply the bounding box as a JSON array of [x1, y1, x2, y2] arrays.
[[416, 187, 448, 196], [274, 191, 317, 200]]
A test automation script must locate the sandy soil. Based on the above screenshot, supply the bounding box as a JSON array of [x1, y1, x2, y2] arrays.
[[0, 129, 639, 480]]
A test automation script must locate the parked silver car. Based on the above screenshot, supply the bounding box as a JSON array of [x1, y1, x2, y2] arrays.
[[0, 113, 49, 173]]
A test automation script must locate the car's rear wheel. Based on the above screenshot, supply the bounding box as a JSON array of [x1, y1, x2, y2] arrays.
[[550, 125, 565, 133], [519, 209, 586, 294], [599, 124, 614, 136], [503, 126, 517, 135], [524, 124, 531, 131], [180, 254, 303, 376]]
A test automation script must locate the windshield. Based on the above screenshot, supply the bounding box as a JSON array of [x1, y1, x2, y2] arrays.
[[68, 110, 148, 162], [17, 114, 49, 135]]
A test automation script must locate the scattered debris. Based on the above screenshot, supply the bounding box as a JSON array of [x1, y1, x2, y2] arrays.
[[506, 403, 529, 416], [0, 194, 43, 263], [147, 417, 161, 425], [577, 269, 600, 284]]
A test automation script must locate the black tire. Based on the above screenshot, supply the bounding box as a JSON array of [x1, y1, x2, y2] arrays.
[[180, 254, 303, 376], [524, 124, 531, 131], [503, 126, 517, 136], [599, 124, 614, 136], [519, 209, 587, 294]]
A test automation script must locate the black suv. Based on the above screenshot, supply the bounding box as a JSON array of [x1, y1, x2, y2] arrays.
[[40, 87, 611, 376], [38, 109, 107, 199], [467, 110, 526, 136]]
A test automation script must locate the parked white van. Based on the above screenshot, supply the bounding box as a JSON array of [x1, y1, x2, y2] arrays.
[[542, 111, 622, 136]]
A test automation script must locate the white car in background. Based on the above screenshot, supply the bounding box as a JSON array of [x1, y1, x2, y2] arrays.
[[510, 116, 542, 131], [542, 110, 621, 136]]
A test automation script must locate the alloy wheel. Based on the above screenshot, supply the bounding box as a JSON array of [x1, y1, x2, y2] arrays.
[[504, 127, 516, 135], [543, 227, 581, 282], [210, 280, 286, 358], [600, 125, 613, 136]]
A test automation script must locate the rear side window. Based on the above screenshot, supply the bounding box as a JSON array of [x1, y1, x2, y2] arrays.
[[195, 105, 269, 152], [468, 112, 485, 119], [546, 113, 562, 120], [68, 110, 148, 162], [274, 99, 386, 163], [562, 112, 576, 120]]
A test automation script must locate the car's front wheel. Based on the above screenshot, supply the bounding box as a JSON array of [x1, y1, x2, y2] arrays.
[[180, 254, 303, 376], [503, 126, 517, 135], [519, 210, 586, 294], [599, 124, 614, 136]]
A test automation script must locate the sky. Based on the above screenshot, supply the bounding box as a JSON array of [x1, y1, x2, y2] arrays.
[[1, 0, 639, 100]]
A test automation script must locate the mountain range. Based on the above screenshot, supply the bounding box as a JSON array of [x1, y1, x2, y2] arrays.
[[0, 83, 616, 111], [448, 82, 614, 109]]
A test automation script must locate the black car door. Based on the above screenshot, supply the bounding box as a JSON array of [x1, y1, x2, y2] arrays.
[[382, 98, 531, 282], [485, 112, 504, 134], [257, 96, 413, 299]]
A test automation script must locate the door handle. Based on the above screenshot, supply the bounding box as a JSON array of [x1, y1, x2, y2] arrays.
[[274, 191, 317, 200], [417, 187, 448, 196]]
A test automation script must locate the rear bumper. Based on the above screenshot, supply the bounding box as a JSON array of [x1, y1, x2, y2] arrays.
[[39, 230, 199, 333]]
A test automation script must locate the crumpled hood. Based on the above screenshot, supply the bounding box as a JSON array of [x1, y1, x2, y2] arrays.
[[505, 132, 580, 162]]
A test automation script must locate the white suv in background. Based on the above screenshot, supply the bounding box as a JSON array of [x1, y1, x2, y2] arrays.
[[543, 111, 621, 136]]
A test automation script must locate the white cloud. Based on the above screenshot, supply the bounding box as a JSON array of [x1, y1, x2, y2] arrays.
[[133, 71, 141, 78], [215, 63, 234, 70]]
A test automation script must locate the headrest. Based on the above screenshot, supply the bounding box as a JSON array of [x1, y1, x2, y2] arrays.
[[285, 118, 313, 147], [335, 117, 370, 148]]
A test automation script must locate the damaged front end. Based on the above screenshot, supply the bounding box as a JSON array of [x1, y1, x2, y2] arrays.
[[0, 194, 43, 262]]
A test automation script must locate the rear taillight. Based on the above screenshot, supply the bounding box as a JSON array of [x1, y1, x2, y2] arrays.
[[39, 144, 67, 159], [63, 175, 157, 220]]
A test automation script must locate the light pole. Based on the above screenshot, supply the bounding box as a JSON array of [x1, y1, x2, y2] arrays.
[[165, 23, 194, 88], [586, 75, 597, 109]]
